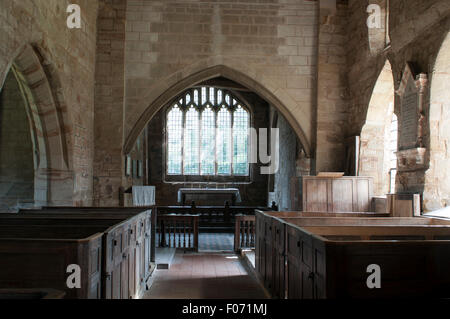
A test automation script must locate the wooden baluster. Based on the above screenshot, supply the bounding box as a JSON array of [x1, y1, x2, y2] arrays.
[[169, 219, 172, 248], [188, 218, 192, 248], [251, 221, 255, 247], [245, 220, 250, 248], [234, 217, 240, 252], [178, 219, 181, 248], [157, 219, 161, 247], [172, 219, 176, 248], [193, 216, 199, 252], [241, 220, 245, 247], [183, 219, 187, 249], [161, 218, 166, 247]]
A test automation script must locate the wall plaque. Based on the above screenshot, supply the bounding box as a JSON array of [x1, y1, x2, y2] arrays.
[[395, 63, 428, 150], [395, 63, 428, 172]]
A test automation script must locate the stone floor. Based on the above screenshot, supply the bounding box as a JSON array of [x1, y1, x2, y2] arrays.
[[143, 252, 268, 299]]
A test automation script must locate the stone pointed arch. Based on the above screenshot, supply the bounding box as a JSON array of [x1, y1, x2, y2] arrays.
[[359, 59, 396, 196], [123, 62, 312, 158], [0, 44, 72, 206], [424, 31, 450, 211]]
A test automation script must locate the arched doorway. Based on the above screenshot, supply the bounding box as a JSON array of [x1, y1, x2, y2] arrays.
[[0, 68, 35, 208], [0, 45, 70, 208], [359, 60, 397, 196], [424, 31, 450, 211]]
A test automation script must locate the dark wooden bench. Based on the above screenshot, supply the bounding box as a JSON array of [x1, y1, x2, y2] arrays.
[[0, 207, 153, 299], [255, 210, 450, 299]]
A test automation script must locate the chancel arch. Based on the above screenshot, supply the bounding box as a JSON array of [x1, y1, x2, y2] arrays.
[[359, 60, 397, 196], [123, 64, 312, 160]]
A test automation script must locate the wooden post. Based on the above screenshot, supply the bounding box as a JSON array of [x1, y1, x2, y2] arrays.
[[151, 207, 157, 262], [225, 201, 231, 223], [271, 202, 279, 211], [193, 215, 199, 252], [234, 215, 241, 252]]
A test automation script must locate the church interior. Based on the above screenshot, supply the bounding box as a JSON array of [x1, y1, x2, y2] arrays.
[[0, 0, 450, 300]]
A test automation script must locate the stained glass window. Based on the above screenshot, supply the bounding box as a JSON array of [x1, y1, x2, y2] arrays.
[[166, 87, 250, 177]]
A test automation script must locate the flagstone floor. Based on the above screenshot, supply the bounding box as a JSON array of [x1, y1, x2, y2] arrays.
[[142, 252, 268, 299]]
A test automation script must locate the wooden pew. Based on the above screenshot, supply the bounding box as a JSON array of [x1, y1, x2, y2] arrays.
[[285, 224, 450, 298], [256, 210, 450, 299], [0, 208, 153, 299], [0, 225, 103, 299]]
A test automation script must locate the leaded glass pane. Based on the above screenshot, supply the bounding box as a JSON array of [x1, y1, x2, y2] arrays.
[[233, 106, 249, 175], [167, 106, 183, 174], [183, 107, 200, 175], [166, 87, 250, 177], [217, 107, 231, 175], [209, 87, 215, 105], [201, 87, 207, 105], [193, 90, 199, 105], [201, 107, 215, 175], [217, 89, 223, 105]]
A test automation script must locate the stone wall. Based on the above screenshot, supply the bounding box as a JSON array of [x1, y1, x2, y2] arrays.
[[93, 0, 323, 205], [316, 0, 349, 173], [0, 0, 99, 206], [0, 71, 34, 207], [270, 112, 298, 211], [94, 0, 126, 206]]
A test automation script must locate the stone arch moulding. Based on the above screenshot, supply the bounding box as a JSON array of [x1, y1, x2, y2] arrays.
[[123, 63, 312, 158], [423, 31, 450, 211], [359, 59, 395, 196], [1, 44, 72, 206]]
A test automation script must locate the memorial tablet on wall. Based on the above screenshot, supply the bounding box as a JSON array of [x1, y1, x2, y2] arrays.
[[395, 63, 427, 150], [395, 63, 428, 171]]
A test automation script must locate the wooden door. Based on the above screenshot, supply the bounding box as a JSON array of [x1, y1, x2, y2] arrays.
[[264, 216, 274, 292], [286, 225, 314, 299], [272, 218, 285, 299], [312, 239, 326, 299]]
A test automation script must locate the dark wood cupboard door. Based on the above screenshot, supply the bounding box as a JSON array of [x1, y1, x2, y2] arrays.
[[272, 219, 285, 299]]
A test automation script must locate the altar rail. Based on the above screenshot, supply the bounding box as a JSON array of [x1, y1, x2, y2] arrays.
[[156, 203, 275, 232], [234, 215, 256, 252], [157, 214, 199, 251]]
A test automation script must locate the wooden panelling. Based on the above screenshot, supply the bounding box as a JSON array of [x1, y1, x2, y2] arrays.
[[302, 177, 374, 213]]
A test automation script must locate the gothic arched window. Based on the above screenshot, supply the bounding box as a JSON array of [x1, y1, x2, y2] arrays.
[[166, 87, 250, 176]]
